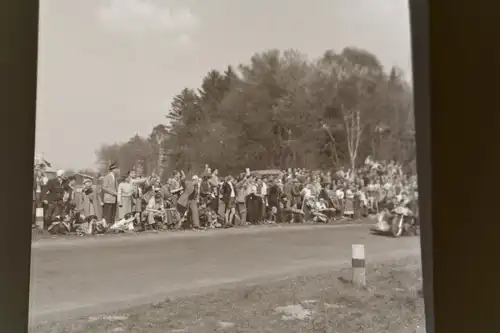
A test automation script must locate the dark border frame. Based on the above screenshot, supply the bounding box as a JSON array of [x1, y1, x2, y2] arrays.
[[5, 0, 500, 332], [1, 0, 434, 332], [409, 1, 433, 332], [0, 1, 434, 330], [0, 0, 39, 332]]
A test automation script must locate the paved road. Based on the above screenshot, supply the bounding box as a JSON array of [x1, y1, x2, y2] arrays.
[[29, 224, 421, 325]]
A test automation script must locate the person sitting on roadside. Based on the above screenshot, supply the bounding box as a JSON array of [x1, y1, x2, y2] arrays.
[[47, 213, 73, 235], [311, 198, 329, 223], [108, 212, 136, 232], [142, 191, 166, 229], [75, 214, 109, 236]]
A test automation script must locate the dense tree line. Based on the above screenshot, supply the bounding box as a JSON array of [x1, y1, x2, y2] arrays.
[[96, 47, 415, 179]]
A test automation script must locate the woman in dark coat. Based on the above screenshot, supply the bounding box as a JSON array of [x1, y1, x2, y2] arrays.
[[267, 179, 284, 222], [245, 185, 263, 224]]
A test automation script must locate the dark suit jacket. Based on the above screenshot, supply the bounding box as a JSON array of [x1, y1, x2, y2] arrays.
[[291, 183, 302, 197], [220, 181, 235, 203], [268, 185, 283, 206], [41, 178, 65, 203], [245, 193, 264, 223]]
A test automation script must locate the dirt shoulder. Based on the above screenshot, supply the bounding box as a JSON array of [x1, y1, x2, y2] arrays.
[[31, 220, 372, 249], [31, 256, 424, 333], [31, 217, 372, 243]]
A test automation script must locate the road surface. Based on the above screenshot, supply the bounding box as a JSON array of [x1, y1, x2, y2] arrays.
[[29, 224, 421, 325]]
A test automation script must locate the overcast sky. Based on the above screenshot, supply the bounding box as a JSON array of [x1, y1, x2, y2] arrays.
[[35, 0, 412, 170]]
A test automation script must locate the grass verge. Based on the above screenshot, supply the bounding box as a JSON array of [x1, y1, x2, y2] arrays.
[[31, 256, 424, 333]]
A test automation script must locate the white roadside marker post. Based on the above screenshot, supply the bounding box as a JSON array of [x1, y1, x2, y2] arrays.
[[352, 244, 366, 287], [36, 206, 44, 229]]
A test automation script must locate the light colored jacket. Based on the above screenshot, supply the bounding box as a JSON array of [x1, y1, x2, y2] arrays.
[[75, 189, 103, 219], [177, 180, 199, 207], [235, 178, 249, 203], [102, 172, 118, 204]]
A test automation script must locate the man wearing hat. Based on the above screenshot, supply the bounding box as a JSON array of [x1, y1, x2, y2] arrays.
[[41, 169, 67, 227], [102, 162, 120, 224]]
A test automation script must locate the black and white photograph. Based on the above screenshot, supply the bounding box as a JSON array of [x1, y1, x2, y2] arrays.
[[30, 1, 424, 332]]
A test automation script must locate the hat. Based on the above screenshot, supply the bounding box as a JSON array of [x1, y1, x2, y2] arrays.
[[192, 175, 199, 181], [56, 170, 66, 178], [83, 178, 92, 185], [109, 163, 118, 171]]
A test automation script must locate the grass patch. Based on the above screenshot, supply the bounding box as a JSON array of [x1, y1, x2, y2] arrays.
[[31, 256, 424, 333]]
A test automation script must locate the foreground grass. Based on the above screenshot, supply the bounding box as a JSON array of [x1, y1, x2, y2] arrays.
[[32, 256, 424, 333]]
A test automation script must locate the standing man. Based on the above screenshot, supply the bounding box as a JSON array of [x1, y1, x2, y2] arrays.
[[189, 175, 201, 229], [41, 170, 66, 227], [177, 175, 201, 230], [256, 177, 267, 222], [282, 175, 294, 209], [102, 163, 120, 224], [235, 169, 251, 225]]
